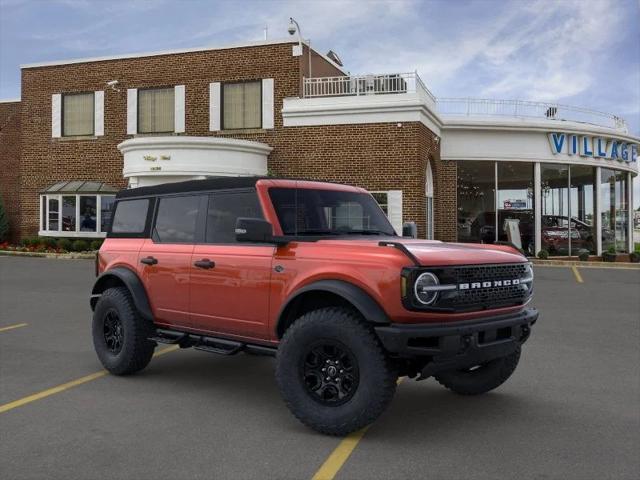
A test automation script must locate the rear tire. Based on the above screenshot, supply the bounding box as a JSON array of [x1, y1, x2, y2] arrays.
[[276, 307, 397, 436], [92, 287, 155, 375], [434, 348, 521, 395]]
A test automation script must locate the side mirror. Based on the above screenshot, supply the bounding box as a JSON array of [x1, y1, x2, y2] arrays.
[[402, 221, 417, 238], [235, 217, 275, 243]]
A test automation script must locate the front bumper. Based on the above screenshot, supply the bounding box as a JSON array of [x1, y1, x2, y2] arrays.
[[374, 308, 538, 377]]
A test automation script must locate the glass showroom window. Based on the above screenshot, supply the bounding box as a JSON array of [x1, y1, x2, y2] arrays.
[[457, 161, 496, 244], [497, 163, 534, 254], [138, 87, 175, 133], [601, 168, 629, 253], [541, 164, 570, 256], [63, 92, 94, 136], [40, 194, 116, 237], [570, 165, 596, 254], [222, 81, 261, 129]]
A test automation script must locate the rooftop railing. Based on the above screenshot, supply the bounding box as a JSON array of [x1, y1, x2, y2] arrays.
[[435, 98, 627, 132], [301, 73, 628, 132], [303, 72, 436, 103]]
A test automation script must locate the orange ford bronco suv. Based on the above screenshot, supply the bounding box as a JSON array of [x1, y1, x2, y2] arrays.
[[91, 177, 537, 435]]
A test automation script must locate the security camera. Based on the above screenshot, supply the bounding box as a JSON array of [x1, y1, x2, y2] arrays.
[[288, 18, 297, 35], [106, 80, 120, 92]]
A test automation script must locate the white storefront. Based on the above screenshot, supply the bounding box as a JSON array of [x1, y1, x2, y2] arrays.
[[441, 110, 638, 255]]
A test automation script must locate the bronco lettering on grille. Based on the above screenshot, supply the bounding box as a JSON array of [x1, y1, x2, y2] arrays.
[[459, 279, 521, 290]]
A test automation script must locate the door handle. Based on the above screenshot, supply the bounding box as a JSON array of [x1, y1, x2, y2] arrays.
[[140, 256, 158, 266], [194, 259, 215, 269]]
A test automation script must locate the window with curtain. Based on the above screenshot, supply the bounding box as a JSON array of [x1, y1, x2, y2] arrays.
[[222, 81, 261, 129], [138, 88, 175, 133], [63, 92, 94, 136]]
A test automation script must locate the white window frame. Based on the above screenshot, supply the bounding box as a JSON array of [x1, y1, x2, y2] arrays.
[[56, 91, 102, 138], [39, 194, 115, 238]]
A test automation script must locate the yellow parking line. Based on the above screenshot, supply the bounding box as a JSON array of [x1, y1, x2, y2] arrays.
[[311, 377, 405, 480], [0, 323, 28, 333], [571, 266, 584, 283], [0, 345, 179, 414]]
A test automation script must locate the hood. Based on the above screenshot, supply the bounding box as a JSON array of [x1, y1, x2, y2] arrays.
[[386, 239, 527, 266]]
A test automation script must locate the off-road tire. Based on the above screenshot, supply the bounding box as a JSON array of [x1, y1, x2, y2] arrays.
[[276, 307, 397, 436], [434, 348, 521, 395], [92, 287, 155, 375]]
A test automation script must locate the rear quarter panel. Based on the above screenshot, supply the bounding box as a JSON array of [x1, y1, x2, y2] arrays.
[[98, 238, 145, 275]]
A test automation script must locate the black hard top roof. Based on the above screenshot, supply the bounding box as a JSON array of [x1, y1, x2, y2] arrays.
[[115, 176, 269, 199], [115, 176, 353, 199]]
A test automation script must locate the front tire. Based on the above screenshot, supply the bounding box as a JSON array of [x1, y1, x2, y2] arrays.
[[434, 348, 521, 395], [276, 307, 397, 436], [92, 287, 155, 375]]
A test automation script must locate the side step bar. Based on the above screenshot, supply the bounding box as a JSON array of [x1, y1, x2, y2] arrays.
[[149, 328, 277, 357]]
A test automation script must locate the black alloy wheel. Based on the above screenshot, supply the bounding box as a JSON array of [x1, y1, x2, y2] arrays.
[[302, 341, 359, 406], [103, 309, 124, 354]]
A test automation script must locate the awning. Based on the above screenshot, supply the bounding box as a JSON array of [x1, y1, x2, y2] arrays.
[[40, 181, 119, 194]]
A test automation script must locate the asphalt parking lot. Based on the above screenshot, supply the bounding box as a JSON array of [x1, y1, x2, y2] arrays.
[[1, 256, 638, 480]]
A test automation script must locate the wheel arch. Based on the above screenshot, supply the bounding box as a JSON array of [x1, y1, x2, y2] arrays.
[[275, 280, 390, 339], [90, 267, 153, 322]]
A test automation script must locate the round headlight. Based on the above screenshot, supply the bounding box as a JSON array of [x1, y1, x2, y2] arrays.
[[414, 272, 440, 305]]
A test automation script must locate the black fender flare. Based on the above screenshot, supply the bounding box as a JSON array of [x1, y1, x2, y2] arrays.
[[276, 279, 390, 338], [90, 267, 153, 321]]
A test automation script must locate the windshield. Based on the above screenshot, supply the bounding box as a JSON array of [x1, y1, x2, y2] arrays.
[[269, 187, 396, 237]]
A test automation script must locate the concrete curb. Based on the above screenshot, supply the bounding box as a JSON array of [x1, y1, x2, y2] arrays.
[[0, 250, 95, 260], [532, 259, 640, 269]]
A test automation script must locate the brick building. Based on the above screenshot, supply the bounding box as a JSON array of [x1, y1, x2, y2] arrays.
[[1, 38, 637, 254]]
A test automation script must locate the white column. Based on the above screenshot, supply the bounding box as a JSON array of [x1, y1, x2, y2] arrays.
[[126, 89, 137, 135], [96, 195, 102, 234], [534, 162, 541, 255], [75, 195, 80, 232], [628, 171, 633, 253], [595, 167, 602, 256]]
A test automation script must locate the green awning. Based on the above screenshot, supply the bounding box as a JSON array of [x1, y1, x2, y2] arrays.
[[41, 181, 118, 194]]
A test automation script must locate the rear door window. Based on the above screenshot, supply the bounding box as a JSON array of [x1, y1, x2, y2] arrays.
[[206, 190, 263, 244], [153, 195, 202, 243], [111, 199, 150, 234]]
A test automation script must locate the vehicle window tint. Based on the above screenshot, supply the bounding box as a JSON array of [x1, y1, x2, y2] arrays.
[[111, 199, 149, 233], [268, 188, 395, 236], [206, 191, 263, 243], [154, 195, 201, 243]]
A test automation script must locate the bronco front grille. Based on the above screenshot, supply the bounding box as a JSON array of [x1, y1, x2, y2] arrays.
[[404, 263, 533, 313]]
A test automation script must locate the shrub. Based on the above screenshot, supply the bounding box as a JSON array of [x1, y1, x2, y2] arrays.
[[607, 245, 617, 254], [89, 239, 103, 251], [630, 252, 640, 263], [536, 249, 549, 260], [71, 239, 89, 252], [56, 238, 73, 252], [0, 196, 9, 243], [40, 237, 58, 249], [577, 250, 589, 262], [21, 236, 38, 247]]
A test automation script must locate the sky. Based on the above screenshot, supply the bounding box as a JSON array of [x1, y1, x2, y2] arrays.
[[0, 0, 639, 204]]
